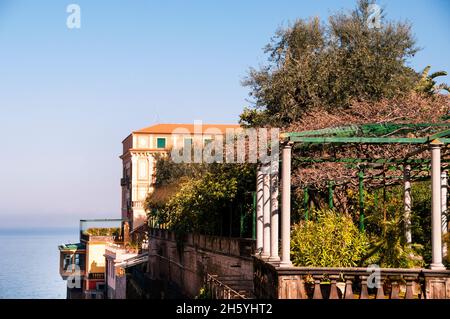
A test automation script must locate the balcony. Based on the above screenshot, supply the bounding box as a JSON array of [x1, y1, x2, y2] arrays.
[[120, 176, 130, 187], [132, 201, 144, 209], [58, 243, 86, 279], [88, 272, 105, 280]]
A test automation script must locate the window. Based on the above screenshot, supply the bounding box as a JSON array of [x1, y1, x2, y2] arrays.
[[184, 138, 193, 150], [63, 254, 73, 270], [74, 253, 85, 268], [204, 138, 212, 145], [156, 138, 166, 149]]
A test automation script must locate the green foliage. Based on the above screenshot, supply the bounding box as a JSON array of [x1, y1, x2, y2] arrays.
[[347, 183, 427, 268], [153, 152, 208, 187], [291, 209, 371, 267], [84, 227, 120, 236], [146, 157, 256, 239], [195, 286, 211, 299], [415, 66, 450, 96], [365, 216, 424, 268], [166, 170, 239, 235], [125, 241, 140, 252], [241, 0, 420, 127], [410, 182, 432, 264], [444, 233, 450, 267]]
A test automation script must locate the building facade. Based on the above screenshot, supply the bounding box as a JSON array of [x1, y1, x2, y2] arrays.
[[120, 123, 240, 232], [104, 243, 139, 299], [58, 219, 123, 299]]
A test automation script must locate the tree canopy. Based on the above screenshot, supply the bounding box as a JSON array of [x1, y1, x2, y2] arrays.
[[241, 0, 421, 127]]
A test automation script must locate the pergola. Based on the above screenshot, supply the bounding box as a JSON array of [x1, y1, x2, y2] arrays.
[[255, 122, 450, 270]]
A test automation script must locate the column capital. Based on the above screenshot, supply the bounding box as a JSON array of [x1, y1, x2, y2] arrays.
[[282, 141, 294, 148], [260, 162, 272, 174], [430, 139, 444, 147]]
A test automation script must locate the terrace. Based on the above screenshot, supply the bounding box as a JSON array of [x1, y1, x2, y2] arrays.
[[254, 122, 450, 299], [79, 218, 124, 243]]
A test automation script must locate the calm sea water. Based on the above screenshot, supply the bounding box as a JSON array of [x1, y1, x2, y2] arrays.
[[0, 228, 78, 299]]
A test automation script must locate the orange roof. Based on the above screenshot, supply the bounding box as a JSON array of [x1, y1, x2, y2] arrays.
[[133, 123, 241, 135]]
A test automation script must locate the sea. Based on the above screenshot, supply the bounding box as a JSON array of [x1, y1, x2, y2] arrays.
[[0, 227, 78, 299]]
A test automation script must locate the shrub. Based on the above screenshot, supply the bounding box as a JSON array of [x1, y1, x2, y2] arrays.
[[84, 227, 120, 237], [291, 209, 370, 267], [442, 232, 450, 267], [365, 216, 424, 268]]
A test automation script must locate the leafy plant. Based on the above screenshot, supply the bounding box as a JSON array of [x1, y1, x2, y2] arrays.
[[125, 241, 140, 252], [146, 158, 256, 240], [444, 233, 450, 267], [415, 66, 450, 96], [84, 227, 120, 237], [364, 216, 424, 268], [195, 286, 211, 299], [347, 183, 428, 268], [291, 209, 371, 267]]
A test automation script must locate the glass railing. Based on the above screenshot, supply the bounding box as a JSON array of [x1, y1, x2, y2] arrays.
[[79, 219, 123, 239]]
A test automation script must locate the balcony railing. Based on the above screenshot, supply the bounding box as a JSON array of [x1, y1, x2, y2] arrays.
[[88, 272, 105, 280], [254, 258, 450, 299], [79, 219, 124, 242], [132, 201, 144, 209], [59, 267, 86, 279]]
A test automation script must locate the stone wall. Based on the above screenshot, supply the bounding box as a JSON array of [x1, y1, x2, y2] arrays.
[[114, 275, 127, 299], [147, 228, 255, 298]]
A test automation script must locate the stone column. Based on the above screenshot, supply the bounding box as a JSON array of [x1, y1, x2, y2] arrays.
[[430, 141, 445, 270], [269, 160, 280, 262], [262, 164, 271, 258], [130, 154, 138, 229], [404, 164, 412, 244], [256, 166, 264, 253], [442, 171, 448, 257], [280, 143, 293, 267]]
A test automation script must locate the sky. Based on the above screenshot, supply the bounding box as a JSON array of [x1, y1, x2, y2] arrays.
[[0, 0, 449, 228]]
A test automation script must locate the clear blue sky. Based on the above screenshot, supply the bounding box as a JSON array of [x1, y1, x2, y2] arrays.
[[0, 0, 449, 228]]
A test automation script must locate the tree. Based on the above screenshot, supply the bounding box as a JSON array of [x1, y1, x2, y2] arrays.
[[241, 0, 419, 127], [146, 157, 256, 238], [415, 66, 450, 96]]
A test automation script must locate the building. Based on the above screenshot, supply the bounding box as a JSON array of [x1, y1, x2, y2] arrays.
[[58, 242, 86, 299], [120, 123, 240, 232], [104, 243, 144, 299], [58, 219, 123, 299]]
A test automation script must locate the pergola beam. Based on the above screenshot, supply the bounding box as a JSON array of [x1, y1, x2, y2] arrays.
[[427, 129, 450, 141], [289, 136, 429, 144], [283, 123, 450, 139], [293, 157, 450, 165]]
